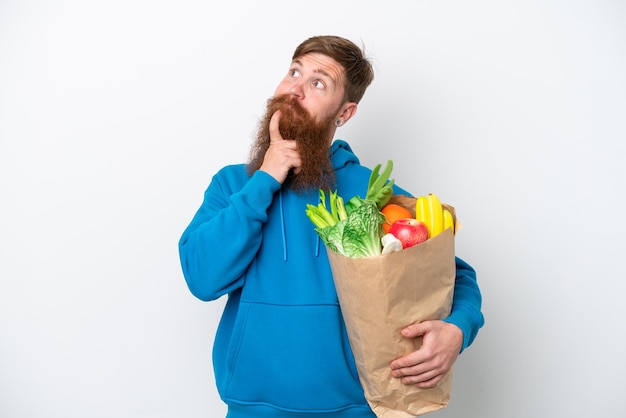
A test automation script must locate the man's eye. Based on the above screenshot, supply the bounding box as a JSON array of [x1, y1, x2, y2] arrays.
[[313, 80, 325, 89], [290, 69, 300, 77]]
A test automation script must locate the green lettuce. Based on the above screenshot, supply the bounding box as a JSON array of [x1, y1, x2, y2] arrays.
[[304, 160, 395, 258], [306, 192, 385, 258]]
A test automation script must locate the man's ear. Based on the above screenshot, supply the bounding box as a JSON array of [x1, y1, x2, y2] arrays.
[[338, 102, 358, 125]]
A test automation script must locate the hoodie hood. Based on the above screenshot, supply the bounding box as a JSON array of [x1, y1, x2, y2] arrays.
[[330, 139, 360, 171]]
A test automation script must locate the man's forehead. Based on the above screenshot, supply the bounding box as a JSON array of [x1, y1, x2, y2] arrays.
[[293, 53, 345, 84]]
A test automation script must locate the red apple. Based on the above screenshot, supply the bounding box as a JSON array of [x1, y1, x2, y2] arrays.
[[388, 218, 428, 249]]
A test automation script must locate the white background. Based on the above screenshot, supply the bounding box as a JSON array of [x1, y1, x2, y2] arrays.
[[1, 1, 625, 417]]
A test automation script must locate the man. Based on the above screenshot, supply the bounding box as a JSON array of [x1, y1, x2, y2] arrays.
[[179, 35, 484, 418]]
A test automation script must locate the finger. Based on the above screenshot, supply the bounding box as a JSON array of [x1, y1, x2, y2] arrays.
[[391, 361, 424, 378], [269, 110, 283, 143], [400, 321, 427, 339], [292, 158, 302, 174], [408, 372, 446, 388], [390, 350, 423, 371], [392, 359, 442, 384]]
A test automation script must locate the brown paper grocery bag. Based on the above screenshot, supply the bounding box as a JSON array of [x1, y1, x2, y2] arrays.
[[327, 227, 456, 417]]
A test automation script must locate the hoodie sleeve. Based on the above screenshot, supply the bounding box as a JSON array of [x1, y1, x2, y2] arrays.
[[178, 168, 281, 301], [444, 256, 485, 351]]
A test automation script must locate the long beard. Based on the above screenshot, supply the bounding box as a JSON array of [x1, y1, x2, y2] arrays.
[[246, 95, 336, 193]]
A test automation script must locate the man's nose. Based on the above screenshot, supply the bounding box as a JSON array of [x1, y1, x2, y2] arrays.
[[288, 81, 304, 98]]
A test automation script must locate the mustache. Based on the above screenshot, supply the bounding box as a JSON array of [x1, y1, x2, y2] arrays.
[[268, 94, 307, 115], [267, 94, 311, 137]]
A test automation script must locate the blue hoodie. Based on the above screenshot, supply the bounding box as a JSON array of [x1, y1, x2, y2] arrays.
[[179, 140, 484, 417]]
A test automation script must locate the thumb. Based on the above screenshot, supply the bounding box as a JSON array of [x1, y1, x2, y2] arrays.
[[401, 322, 427, 339]]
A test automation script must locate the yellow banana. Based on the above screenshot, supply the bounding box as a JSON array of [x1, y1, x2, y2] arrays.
[[427, 193, 444, 238], [415, 195, 430, 232], [415, 193, 450, 238], [443, 208, 455, 234]]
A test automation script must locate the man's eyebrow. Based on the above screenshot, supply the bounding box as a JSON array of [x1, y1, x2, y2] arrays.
[[292, 59, 336, 84]]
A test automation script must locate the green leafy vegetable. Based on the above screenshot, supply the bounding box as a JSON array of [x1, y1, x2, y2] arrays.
[[365, 160, 395, 209], [312, 195, 384, 258], [340, 200, 385, 258], [304, 160, 395, 258], [305, 190, 347, 230], [345, 160, 395, 213]]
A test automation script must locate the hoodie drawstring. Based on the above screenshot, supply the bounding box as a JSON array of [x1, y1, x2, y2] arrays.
[[315, 235, 320, 257], [279, 189, 288, 261], [278, 189, 321, 261]]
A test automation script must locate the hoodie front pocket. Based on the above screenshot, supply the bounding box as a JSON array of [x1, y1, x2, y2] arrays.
[[222, 302, 366, 412]]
